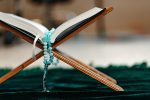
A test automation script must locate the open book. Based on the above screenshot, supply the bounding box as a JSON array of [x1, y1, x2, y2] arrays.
[[0, 7, 105, 44], [0, 6, 124, 91]]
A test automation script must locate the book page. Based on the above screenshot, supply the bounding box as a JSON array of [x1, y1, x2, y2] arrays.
[[0, 12, 48, 41], [51, 7, 103, 43], [0, 7, 103, 44]]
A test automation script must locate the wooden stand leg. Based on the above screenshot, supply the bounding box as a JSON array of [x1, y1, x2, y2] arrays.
[[0, 7, 123, 91], [53, 50, 124, 91], [0, 51, 43, 84], [0, 49, 124, 91], [57, 50, 117, 84]]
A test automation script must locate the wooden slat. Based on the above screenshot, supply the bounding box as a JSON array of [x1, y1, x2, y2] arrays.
[[0, 22, 43, 49], [52, 7, 113, 48], [57, 49, 117, 84], [53, 50, 124, 91], [0, 7, 124, 91], [0, 51, 43, 84]]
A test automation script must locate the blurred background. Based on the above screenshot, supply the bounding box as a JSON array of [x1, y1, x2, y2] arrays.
[[0, 0, 150, 69]]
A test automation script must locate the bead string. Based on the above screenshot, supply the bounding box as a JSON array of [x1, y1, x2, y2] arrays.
[[42, 28, 60, 92], [32, 28, 59, 92], [42, 28, 59, 66], [43, 29, 54, 66]]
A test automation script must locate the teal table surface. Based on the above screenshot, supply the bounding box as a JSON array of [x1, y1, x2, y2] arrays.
[[0, 66, 150, 100]]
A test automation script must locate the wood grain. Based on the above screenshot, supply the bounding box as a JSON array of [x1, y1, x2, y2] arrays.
[[0, 51, 43, 84], [0, 7, 124, 91], [57, 49, 117, 84], [52, 7, 113, 48], [53, 50, 124, 91]]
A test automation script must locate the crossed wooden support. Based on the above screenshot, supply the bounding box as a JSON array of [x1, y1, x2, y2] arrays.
[[0, 7, 124, 91]]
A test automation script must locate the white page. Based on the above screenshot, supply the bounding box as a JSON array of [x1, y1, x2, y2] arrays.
[[0, 12, 48, 41], [0, 7, 103, 43], [51, 7, 103, 43]]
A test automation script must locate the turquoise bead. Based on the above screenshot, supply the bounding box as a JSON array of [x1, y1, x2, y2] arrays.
[[42, 28, 59, 69], [44, 48, 47, 51], [44, 42, 47, 45], [44, 51, 47, 54], [44, 55, 47, 58], [49, 47, 52, 50], [50, 52, 53, 55]]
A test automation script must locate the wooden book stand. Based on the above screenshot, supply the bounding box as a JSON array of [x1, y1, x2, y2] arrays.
[[0, 7, 124, 91]]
